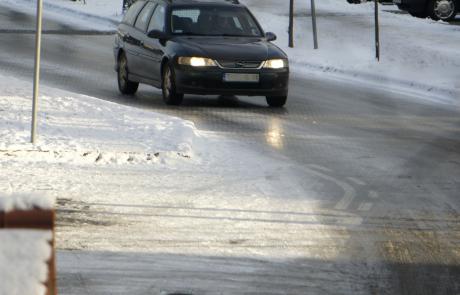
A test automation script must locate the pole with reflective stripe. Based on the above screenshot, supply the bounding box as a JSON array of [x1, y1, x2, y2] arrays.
[[289, 0, 294, 48], [375, 0, 380, 61], [311, 0, 318, 49], [31, 0, 43, 144]]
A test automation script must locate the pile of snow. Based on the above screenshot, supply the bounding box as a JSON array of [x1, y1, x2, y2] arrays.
[[0, 0, 122, 31], [0, 73, 198, 165], [245, 0, 460, 102], [0, 230, 52, 295], [38, 0, 125, 20], [0, 194, 55, 212]]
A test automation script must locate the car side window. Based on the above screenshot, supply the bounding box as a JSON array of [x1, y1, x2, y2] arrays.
[[122, 1, 146, 26], [148, 4, 166, 32], [134, 2, 157, 32]]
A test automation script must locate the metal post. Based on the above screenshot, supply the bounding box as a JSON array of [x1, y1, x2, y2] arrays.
[[289, 0, 294, 48], [374, 0, 380, 61], [311, 0, 318, 49], [31, 0, 43, 144]]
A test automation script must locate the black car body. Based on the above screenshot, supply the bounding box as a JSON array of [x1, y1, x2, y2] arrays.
[[394, 0, 458, 20], [114, 0, 289, 106]]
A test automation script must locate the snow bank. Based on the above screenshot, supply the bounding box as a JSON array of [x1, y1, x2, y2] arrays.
[[0, 73, 198, 165], [0, 230, 52, 295], [0, 194, 55, 212], [245, 0, 460, 103], [0, 0, 121, 31]]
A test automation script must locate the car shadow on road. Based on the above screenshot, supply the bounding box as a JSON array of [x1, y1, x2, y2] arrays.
[[134, 89, 288, 112]]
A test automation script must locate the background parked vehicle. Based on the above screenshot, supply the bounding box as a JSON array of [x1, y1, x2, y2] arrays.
[[394, 0, 458, 20]]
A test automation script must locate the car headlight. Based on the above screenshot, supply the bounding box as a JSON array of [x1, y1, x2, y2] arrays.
[[263, 59, 288, 69], [178, 57, 217, 67]]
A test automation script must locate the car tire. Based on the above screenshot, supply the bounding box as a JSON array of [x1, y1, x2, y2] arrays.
[[428, 0, 457, 21], [117, 53, 139, 95], [162, 64, 184, 105], [266, 95, 287, 107]]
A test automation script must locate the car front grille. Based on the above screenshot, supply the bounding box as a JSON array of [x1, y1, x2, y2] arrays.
[[217, 60, 263, 69]]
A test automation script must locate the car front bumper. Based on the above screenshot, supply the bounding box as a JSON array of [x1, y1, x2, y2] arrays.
[[173, 65, 289, 97], [393, 0, 426, 12]]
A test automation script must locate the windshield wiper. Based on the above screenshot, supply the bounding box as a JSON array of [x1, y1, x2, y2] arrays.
[[177, 32, 209, 36], [215, 33, 255, 37], [176, 32, 258, 37]]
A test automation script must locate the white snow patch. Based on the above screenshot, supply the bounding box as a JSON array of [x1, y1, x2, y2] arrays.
[[0, 0, 121, 31], [0, 194, 55, 212], [0, 73, 198, 165], [244, 0, 460, 103], [0, 230, 53, 295]]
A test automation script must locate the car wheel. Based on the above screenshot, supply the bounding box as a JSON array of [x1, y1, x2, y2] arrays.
[[266, 95, 287, 107], [117, 53, 139, 95], [428, 0, 457, 20], [162, 64, 183, 105]]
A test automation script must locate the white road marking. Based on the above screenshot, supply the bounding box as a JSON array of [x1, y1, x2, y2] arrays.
[[345, 216, 364, 225], [347, 177, 366, 186], [301, 166, 357, 211], [334, 188, 356, 210], [369, 190, 379, 199], [357, 202, 373, 212], [306, 164, 333, 173]]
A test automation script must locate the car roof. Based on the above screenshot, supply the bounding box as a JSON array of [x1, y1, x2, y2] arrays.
[[154, 0, 244, 8]]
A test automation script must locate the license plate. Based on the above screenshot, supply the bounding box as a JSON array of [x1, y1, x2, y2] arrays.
[[223, 73, 259, 83]]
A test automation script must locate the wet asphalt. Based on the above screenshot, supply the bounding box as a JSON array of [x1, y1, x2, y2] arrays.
[[1, 4, 459, 295]]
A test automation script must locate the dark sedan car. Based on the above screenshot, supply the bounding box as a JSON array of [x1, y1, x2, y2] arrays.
[[114, 0, 289, 106], [394, 0, 458, 20]]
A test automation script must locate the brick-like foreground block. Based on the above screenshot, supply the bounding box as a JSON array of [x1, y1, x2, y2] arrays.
[[0, 209, 56, 295]]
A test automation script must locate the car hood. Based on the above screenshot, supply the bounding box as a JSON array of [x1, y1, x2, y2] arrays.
[[175, 37, 286, 61]]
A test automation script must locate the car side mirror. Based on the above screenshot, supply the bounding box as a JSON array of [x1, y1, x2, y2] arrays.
[[265, 32, 277, 42], [148, 30, 168, 40]]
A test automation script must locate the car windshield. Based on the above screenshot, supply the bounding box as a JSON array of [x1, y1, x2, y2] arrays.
[[171, 6, 263, 37]]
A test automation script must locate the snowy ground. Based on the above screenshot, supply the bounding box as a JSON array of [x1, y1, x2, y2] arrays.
[[0, 72, 344, 254], [0, 72, 196, 165], [0, 72, 378, 293], [3, 0, 459, 104], [248, 0, 460, 104]]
